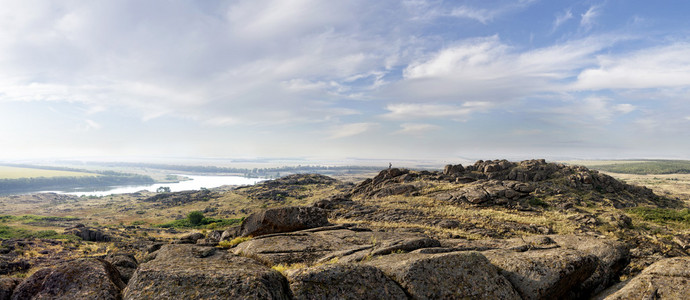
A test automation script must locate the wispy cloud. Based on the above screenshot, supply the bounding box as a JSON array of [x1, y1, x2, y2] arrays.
[[450, 0, 537, 24], [383, 102, 493, 120], [580, 5, 600, 30], [573, 43, 690, 90], [450, 6, 494, 24], [83, 119, 101, 131], [1, 1, 689, 159], [395, 34, 618, 102], [395, 123, 441, 135], [327, 122, 376, 139], [553, 9, 573, 31], [550, 96, 636, 125]]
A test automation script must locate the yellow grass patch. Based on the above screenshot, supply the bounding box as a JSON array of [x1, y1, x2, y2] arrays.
[[0, 166, 97, 179]]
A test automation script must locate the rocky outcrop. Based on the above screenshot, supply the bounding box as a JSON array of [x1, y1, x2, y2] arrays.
[[549, 235, 630, 298], [601, 257, 690, 299], [234, 225, 439, 265], [238, 206, 329, 237], [104, 253, 138, 283], [351, 168, 423, 198], [443, 163, 465, 175], [65, 224, 112, 242], [12, 258, 125, 300], [143, 189, 220, 207], [484, 248, 598, 300], [123, 244, 291, 299], [441, 234, 630, 298], [0, 278, 21, 300], [176, 231, 204, 244], [365, 251, 521, 299], [235, 174, 345, 201], [352, 159, 674, 209], [286, 264, 407, 300], [0, 257, 30, 276], [439, 179, 535, 205]]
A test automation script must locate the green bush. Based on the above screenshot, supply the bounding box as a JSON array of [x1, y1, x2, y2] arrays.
[[0, 225, 75, 240], [528, 198, 549, 208], [157, 216, 243, 229], [590, 160, 690, 175], [628, 207, 690, 224], [187, 211, 205, 225]]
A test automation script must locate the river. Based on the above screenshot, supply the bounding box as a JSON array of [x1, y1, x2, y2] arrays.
[[40, 174, 266, 197]]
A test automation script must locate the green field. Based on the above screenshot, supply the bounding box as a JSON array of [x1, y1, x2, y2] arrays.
[[563, 160, 690, 175], [0, 166, 97, 179]]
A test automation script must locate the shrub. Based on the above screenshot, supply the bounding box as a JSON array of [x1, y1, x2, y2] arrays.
[[628, 207, 690, 224], [228, 236, 252, 246], [187, 211, 204, 226]]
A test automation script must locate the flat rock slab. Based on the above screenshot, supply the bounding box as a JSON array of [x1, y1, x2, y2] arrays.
[[124, 244, 291, 300], [549, 235, 629, 297], [12, 258, 125, 300], [234, 233, 336, 265], [603, 257, 690, 299], [286, 264, 407, 300], [365, 251, 521, 299], [234, 228, 438, 265], [483, 248, 597, 300], [443, 234, 628, 298], [240, 206, 329, 237]]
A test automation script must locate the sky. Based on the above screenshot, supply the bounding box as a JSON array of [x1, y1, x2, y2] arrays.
[[1, 0, 690, 162]]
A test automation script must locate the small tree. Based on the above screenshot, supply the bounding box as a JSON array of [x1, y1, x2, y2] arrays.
[[187, 211, 204, 226], [156, 186, 171, 193]]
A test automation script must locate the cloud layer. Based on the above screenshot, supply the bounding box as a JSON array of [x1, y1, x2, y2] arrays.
[[1, 0, 689, 160]]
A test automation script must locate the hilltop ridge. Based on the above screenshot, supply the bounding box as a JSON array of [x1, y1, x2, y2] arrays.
[[0, 159, 689, 299]]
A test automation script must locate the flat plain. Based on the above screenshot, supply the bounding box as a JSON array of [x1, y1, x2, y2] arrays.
[[0, 166, 97, 179]]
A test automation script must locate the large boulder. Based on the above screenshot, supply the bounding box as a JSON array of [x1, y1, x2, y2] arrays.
[[234, 232, 336, 265], [234, 226, 439, 265], [104, 253, 138, 283], [64, 224, 111, 242], [239, 206, 329, 237], [286, 264, 407, 300], [176, 232, 204, 244], [351, 168, 418, 198], [365, 251, 520, 299], [0, 278, 21, 300], [123, 244, 291, 299], [483, 248, 598, 300], [12, 258, 125, 300], [443, 234, 629, 298], [549, 235, 630, 298], [602, 257, 690, 299], [443, 164, 465, 175]]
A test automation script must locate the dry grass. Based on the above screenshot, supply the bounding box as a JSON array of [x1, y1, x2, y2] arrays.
[[0, 166, 98, 179], [604, 172, 690, 203]]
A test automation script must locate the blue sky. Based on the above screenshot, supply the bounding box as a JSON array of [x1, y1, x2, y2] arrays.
[[1, 0, 690, 162]]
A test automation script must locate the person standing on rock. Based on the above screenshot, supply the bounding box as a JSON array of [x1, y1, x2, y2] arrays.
[[389, 162, 392, 169]]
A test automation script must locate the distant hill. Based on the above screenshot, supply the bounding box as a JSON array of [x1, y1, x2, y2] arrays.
[[587, 160, 690, 175]]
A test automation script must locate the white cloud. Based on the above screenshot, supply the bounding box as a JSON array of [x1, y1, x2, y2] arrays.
[[580, 5, 600, 30], [395, 123, 441, 135], [450, 6, 494, 24], [550, 96, 635, 125], [327, 122, 376, 139], [83, 119, 101, 130], [573, 43, 690, 90], [553, 9, 573, 30], [614, 104, 636, 114], [449, 0, 537, 24], [395, 34, 617, 102], [383, 102, 493, 120]]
